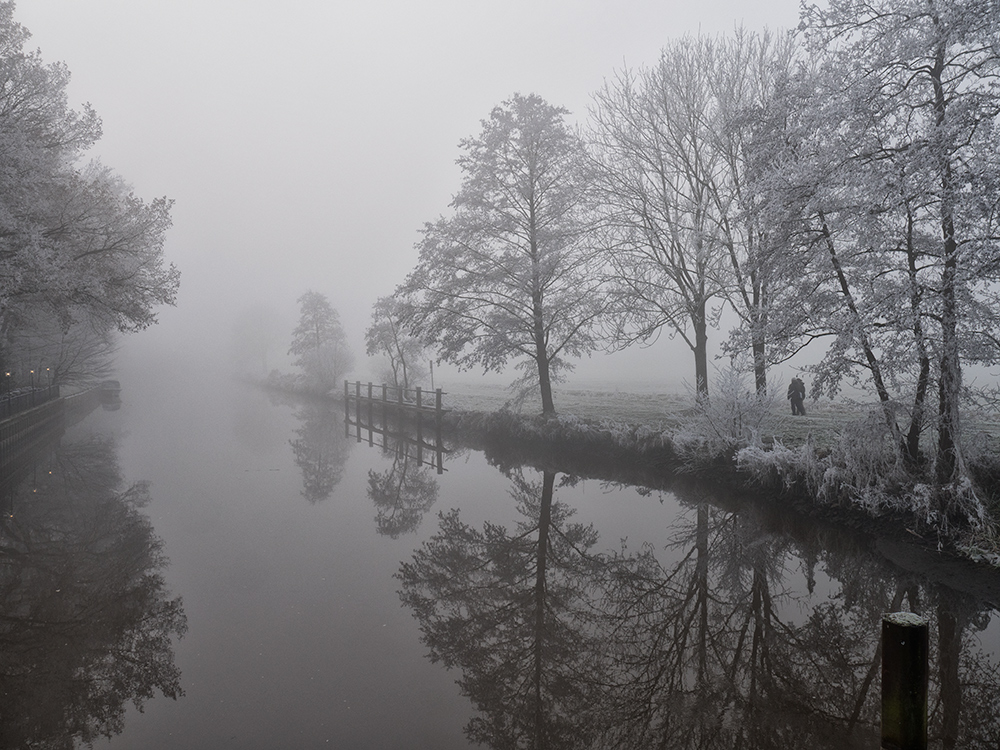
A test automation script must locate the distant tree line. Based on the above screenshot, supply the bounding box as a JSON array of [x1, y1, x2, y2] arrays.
[[372, 0, 1000, 513], [0, 3, 179, 391]]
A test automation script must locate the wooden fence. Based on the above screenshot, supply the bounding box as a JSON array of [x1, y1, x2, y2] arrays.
[[344, 381, 448, 474]]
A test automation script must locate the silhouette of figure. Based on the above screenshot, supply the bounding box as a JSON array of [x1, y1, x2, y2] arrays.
[[787, 377, 806, 416]]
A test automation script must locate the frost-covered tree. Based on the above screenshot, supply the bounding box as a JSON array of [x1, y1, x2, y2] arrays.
[[710, 30, 799, 394], [365, 295, 426, 390], [4, 310, 118, 388], [590, 31, 798, 397], [0, 5, 178, 374], [590, 38, 727, 396], [399, 93, 607, 415], [288, 290, 352, 394], [765, 0, 1000, 495]]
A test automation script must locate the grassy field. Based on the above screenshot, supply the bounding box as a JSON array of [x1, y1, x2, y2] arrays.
[[444, 379, 864, 447], [444, 380, 691, 425], [442, 378, 1000, 453]]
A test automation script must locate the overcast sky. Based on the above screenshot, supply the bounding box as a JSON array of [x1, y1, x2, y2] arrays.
[[18, 0, 800, 387]]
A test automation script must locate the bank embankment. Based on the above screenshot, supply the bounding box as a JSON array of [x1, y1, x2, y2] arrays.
[[441, 409, 1000, 572]]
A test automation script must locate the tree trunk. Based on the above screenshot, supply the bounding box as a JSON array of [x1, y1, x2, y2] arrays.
[[751, 332, 767, 395], [821, 214, 905, 456], [905, 205, 930, 466], [694, 301, 709, 398], [537, 353, 555, 416], [907, 356, 930, 465], [751, 274, 768, 394], [530, 201, 555, 416], [931, 42, 963, 488], [937, 311, 961, 485]]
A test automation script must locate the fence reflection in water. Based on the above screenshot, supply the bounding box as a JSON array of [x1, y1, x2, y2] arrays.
[[344, 381, 448, 474]]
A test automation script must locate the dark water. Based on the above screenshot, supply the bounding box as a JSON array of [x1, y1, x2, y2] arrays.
[[4, 369, 1000, 749]]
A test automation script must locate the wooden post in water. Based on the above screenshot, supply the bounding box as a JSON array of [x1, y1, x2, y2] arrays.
[[415, 386, 423, 466], [435, 388, 443, 474], [354, 381, 362, 442], [367, 382, 374, 446], [381, 384, 388, 441], [396, 384, 404, 454], [882, 612, 928, 750], [344, 380, 350, 438]]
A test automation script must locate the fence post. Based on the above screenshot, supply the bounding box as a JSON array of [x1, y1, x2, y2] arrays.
[[435, 388, 443, 475], [397, 384, 404, 450], [415, 387, 423, 465], [381, 384, 388, 438], [367, 382, 374, 446], [882, 612, 928, 750], [354, 381, 361, 442], [344, 380, 350, 435]]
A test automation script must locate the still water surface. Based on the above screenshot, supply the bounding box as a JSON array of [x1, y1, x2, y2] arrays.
[[5, 367, 1000, 749]]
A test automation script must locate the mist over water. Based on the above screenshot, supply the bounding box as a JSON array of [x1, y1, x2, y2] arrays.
[[88, 359, 473, 748], [4, 2, 1000, 745], [6, 357, 998, 748]]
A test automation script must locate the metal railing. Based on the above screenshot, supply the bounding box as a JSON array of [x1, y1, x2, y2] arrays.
[[0, 393, 64, 468], [0, 385, 60, 421]]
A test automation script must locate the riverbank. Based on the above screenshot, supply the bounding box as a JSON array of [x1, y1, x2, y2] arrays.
[[440, 405, 1000, 571], [245, 375, 1000, 568]]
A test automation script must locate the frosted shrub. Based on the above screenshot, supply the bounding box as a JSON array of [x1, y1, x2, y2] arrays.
[[828, 406, 906, 494], [737, 437, 828, 497], [674, 368, 778, 468], [737, 440, 800, 488]]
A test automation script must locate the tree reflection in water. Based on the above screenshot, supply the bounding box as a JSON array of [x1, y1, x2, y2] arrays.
[[288, 401, 351, 503], [367, 437, 439, 538], [0, 435, 186, 748], [399, 468, 609, 748], [400, 466, 1000, 749]]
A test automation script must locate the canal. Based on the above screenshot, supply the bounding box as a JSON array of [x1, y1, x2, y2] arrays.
[[3, 359, 1000, 749]]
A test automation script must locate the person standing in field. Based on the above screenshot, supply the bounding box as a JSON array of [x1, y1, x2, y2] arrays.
[[787, 377, 806, 416]]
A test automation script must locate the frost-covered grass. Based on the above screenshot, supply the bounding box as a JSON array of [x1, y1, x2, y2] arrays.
[[443, 379, 693, 428], [442, 377, 860, 449]]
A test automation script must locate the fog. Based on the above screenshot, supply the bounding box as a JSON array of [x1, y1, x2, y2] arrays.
[[12, 8, 1000, 745], [19, 0, 801, 391]]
